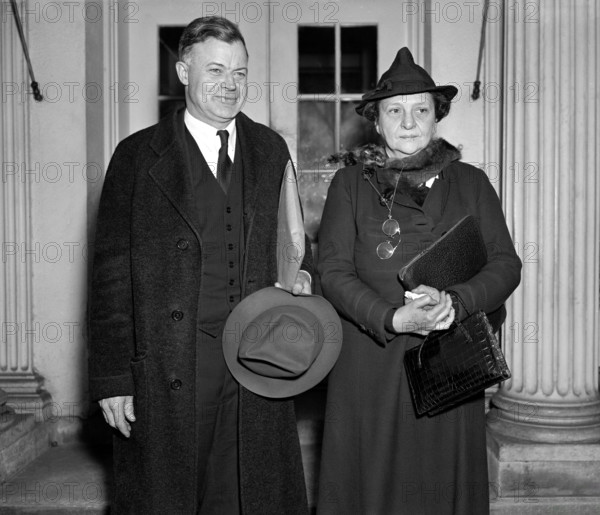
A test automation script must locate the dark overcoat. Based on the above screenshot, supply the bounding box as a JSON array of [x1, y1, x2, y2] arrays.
[[316, 149, 522, 514], [89, 110, 311, 514]]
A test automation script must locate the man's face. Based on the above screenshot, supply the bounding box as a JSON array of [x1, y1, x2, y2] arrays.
[[176, 38, 248, 128]]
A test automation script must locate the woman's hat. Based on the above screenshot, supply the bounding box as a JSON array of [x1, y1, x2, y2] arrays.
[[223, 287, 342, 398], [356, 47, 458, 115]]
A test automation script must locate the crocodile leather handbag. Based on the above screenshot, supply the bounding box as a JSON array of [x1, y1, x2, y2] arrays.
[[404, 309, 511, 416]]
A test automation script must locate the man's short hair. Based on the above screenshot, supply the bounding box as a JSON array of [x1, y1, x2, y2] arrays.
[[178, 16, 248, 62]]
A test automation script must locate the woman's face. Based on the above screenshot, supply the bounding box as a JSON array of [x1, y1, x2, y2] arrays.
[[375, 93, 437, 159]]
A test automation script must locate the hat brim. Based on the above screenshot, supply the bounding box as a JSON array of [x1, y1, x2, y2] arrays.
[[356, 84, 458, 116], [223, 287, 342, 398]]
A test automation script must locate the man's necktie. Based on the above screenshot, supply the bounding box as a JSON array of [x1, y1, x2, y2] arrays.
[[216, 130, 232, 193]]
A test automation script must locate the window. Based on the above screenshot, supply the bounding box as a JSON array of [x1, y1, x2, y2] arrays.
[[297, 25, 379, 168], [296, 24, 379, 243], [159, 26, 185, 119]]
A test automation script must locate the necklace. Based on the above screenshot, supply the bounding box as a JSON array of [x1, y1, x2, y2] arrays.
[[381, 176, 401, 239], [363, 168, 402, 259]]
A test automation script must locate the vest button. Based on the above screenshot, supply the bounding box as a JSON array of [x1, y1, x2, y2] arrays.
[[229, 279, 235, 286], [229, 262, 234, 268], [226, 224, 232, 231], [170, 379, 182, 390], [229, 295, 234, 302], [226, 207, 232, 213], [171, 310, 184, 321], [176, 239, 189, 250]]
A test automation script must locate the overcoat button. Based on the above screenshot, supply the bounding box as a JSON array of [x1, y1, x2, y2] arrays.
[[170, 379, 182, 390], [176, 239, 189, 250], [171, 310, 184, 321]]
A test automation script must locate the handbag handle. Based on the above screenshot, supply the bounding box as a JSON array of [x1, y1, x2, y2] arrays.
[[416, 319, 473, 368], [449, 290, 472, 317]]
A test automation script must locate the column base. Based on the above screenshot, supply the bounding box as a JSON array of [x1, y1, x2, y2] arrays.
[[0, 374, 52, 421], [487, 427, 600, 514], [488, 394, 600, 443]]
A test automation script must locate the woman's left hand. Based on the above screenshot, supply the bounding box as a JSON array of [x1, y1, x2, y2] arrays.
[[409, 284, 442, 305], [394, 290, 455, 335]]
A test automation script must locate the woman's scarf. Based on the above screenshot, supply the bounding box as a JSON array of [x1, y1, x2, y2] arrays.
[[328, 138, 462, 202]]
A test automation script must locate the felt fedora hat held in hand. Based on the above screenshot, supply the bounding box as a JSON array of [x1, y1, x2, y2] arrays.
[[356, 47, 458, 115], [223, 158, 341, 398], [223, 287, 342, 398]]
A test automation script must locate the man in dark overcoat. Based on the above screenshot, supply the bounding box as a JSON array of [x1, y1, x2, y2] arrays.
[[88, 16, 312, 514]]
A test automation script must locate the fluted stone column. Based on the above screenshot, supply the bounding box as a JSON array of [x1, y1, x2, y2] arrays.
[[486, 1, 600, 512], [1, 0, 50, 415]]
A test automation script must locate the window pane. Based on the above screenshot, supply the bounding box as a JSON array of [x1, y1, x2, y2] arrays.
[[298, 171, 335, 244], [340, 101, 380, 151], [298, 26, 335, 94], [159, 99, 186, 120], [159, 27, 185, 97], [341, 26, 377, 94], [298, 101, 335, 168]]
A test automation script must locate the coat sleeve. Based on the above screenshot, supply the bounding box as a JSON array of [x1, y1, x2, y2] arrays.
[[447, 170, 522, 322], [88, 141, 137, 401], [317, 169, 396, 346]]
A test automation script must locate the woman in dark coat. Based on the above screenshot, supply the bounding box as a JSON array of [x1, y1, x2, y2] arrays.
[[316, 48, 522, 515]]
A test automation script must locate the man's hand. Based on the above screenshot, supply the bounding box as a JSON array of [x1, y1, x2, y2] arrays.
[[274, 270, 312, 295], [99, 395, 135, 438], [291, 270, 311, 295]]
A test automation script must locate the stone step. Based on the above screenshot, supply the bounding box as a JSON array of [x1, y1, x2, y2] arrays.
[[0, 414, 53, 485], [0, 443, 111, 514], [0, 390, 326, 514]]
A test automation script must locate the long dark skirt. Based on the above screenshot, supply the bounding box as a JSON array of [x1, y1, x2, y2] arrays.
[[317, 320, 489, 515]]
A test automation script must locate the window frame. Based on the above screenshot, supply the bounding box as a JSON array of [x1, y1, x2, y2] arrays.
[[298, 22, 377, 157]]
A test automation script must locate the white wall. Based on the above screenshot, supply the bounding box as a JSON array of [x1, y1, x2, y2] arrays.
[[428, 0, 486, 166], [27, 5, 90, 418]]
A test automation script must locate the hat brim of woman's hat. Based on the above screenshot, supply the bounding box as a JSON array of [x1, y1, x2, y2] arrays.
[[223, 287, 342, 398], [356, 84, 458, 116]]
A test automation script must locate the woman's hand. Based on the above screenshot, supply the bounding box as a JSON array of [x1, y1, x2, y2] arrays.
[[393, 289, 455, 336], [408, 284, 442, 306]]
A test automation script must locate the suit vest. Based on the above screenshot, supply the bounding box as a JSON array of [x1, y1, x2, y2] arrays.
[[183, 126, 244, 334]]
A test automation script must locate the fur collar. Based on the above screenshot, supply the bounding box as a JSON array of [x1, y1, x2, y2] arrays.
[[329, 138, 462, 203], [329, 138, 460, 172]]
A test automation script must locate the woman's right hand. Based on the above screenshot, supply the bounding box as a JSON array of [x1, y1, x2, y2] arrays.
[[392, 290, 454, 336]]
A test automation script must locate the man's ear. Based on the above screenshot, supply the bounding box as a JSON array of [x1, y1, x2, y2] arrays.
[[175, 61, 189, 86]]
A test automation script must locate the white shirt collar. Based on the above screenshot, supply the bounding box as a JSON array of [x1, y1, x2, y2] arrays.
[[184, 110, 237, 162]]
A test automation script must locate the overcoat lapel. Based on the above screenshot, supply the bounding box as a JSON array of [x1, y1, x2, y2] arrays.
[[423, 171, 450, 218], [236, 113, 260, 239], [147, 110, 202, 242], [381, 167, 452, 216]]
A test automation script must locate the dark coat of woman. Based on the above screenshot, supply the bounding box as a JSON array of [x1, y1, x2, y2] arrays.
[[88, 110, 311, 514], [316, 139, 522, 514]]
